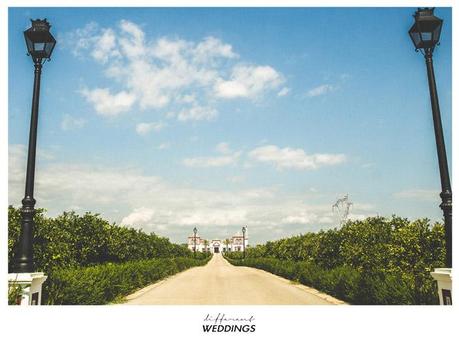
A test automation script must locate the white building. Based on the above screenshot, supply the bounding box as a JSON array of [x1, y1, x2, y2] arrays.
[[187, 231, 248, 254]]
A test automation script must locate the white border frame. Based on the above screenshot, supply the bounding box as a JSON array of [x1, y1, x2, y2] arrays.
[[1, 1, 457, 341]]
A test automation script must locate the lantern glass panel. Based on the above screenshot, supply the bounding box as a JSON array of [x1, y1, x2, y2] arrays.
[[421, 32, 432, 42], [44, 41, 55, 57], [34, 42, 45, 51], [409, 26, 422, 49], [432, 24, 442, 43], [25, 35, 34, 55]]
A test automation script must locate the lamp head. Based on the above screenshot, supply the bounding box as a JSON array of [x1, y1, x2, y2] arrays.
[[24, 19, 56, 62], [408, 8, 443, 53]]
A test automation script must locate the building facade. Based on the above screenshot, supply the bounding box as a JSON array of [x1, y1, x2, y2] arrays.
[[187, 231, 248, 254]]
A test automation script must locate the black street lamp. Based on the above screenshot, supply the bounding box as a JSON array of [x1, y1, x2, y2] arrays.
[[12, 19, 56, 273], [409, 8, 452, 268], [242, 226, 246, 259], [193, 227, 197, 258]]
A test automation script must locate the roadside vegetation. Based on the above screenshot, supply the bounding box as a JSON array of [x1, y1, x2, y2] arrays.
[[46, 257, 210, 304], [225, 216, 445, 305], [8, 206, 211, 304]]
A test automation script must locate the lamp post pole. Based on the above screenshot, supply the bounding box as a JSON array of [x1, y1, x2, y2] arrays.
[[409, 8, 452, 305], [8, 19, 56, 305], [408, 8, 451, 268], [12, 19, 56, 273], [193, 227, 197, 258], [424, 49, 452, 268], [12, 61, 43, 273], [242, 226, 246, 259]]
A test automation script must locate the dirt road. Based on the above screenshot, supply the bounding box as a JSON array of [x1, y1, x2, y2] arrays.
[[124, 253, 345, 305]]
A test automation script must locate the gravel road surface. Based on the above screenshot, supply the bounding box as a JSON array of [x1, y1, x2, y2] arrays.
[[124, 253, 345, 305]]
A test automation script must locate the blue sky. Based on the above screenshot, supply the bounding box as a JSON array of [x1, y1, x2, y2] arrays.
[[8, 7, 452, 244]]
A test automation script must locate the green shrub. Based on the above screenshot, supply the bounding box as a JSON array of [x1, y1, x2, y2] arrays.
[[224, 256, 438, 305], [224, 251, 244, 260], [353, 272, 413, 305], [44, 257, 210, 305], [8, 207, 212, 305], [8, 282, 25, 305], [194, 251, 212, 260], [227, 216, 444, 305], [8, 206, 192, 273]]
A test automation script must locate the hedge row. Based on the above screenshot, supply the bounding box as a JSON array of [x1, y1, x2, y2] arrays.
[[225, 257, 427, 305], [225, 216, 444, 305], [44, 256, 211, 305], [8, 206, 192, 273]]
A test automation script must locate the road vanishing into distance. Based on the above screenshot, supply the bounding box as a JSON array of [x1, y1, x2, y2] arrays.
[[123, 253, 345, 305]]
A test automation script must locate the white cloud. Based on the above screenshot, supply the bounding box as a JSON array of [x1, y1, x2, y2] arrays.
[[193, 36, 238, 64], [277, 87, 290, 97], [215, 142, 231, 154], [135, 121, 167, 135], [119, 19, 146, 59], [151, 37, 189, 62], [177, 105, 217, 122], [8, 145, 27, 189], [178, 94, 197, 104], [282, 213, 317, 224], [214, 65, 284, 99], [9, 146, 163, 210], [307, 84, 335, 97], [183, 143, 241, 168], [249, 145, 346, 170], [91, 28, 119, 63], [121, 207, 155, 226], [227, 175, 245, 183], [318, 216, 335, 224], [9, 144, 370, 243], [81, 88, 136, 116], [68, 21, 285, 121], [68, 23, 120, 64], [157, 142, 171, 150], [393, 189, 438, 201], [183, 154, 239, 168], [61, 114, 86, 131], [68, 22, 100, 57]]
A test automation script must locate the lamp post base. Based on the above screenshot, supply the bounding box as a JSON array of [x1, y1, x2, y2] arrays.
[[430, 268, 452, 305], [8, 272, 47, 305]]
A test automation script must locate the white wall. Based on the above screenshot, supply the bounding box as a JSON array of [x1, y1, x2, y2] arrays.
[[187, 237, 248, 253]]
